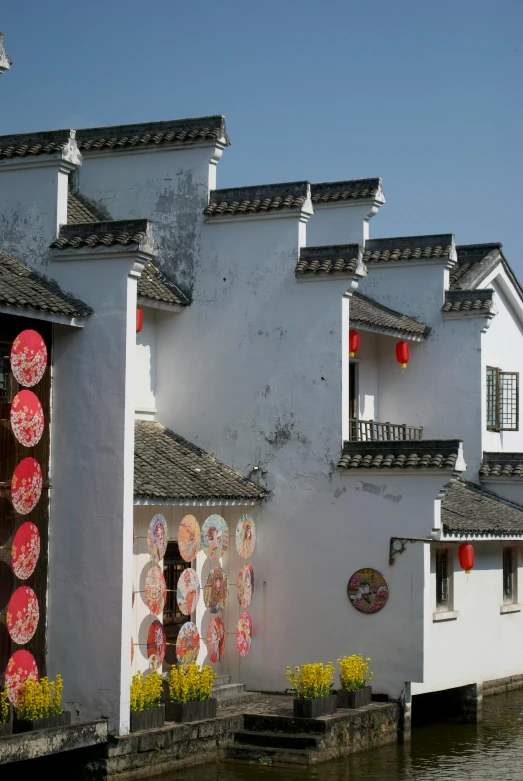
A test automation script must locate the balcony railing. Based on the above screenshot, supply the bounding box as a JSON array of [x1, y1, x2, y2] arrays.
[[349, 419, 423, 442]]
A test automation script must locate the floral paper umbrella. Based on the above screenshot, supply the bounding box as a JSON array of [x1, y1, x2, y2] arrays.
[[175, 622, 200, 665], [10, 330, 47, 388], [178, 515, 201, 562], [176, 568, 200, 616], [236, 611, 252, 657], [145, 565, 167, 616], [147, 514, 167, 563], [7, 587, 39, 644], [5, 650, 39, 705], [201, 515, 229, 560], [203, 567, 228, 614], [11, 458, 43, 515], [206, 616, 225, 663], [347, 568, 389, 615], [147, 620, 166, 670], [237, 563, 254, 609], [11, 521, 40, 580], [236, 515, 256, 559], [10, 390, 44, 447]]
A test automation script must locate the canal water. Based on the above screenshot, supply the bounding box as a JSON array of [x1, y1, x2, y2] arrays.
[[153, 689, 523, 781]]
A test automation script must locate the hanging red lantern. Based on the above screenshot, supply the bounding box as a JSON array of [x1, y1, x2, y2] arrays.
[[136, 308, 143, 334], [349, 329, 360, 358], [396, 341, 409, 369], [459, 543, 474, 574]]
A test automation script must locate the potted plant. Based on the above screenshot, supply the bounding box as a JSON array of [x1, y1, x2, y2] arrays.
[[165, 663, 217, 723], [0, 689, 11, 737], [337, 654, 373, 709], [14, 675, 70, 733], [285, 662, 337, 718], [130, 671, 165, 732]]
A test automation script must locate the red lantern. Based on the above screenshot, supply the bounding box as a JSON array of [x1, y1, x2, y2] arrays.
[[396, 341, 409, 369], [349, 329, 360, 358], [459, 543, 474, 574], [136, 308, 143, 334]]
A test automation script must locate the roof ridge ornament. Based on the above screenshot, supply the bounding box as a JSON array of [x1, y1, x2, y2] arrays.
[[0, 33, 11, 75]]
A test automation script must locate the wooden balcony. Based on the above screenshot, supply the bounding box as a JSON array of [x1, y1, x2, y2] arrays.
[[349, 419, 423, 442]]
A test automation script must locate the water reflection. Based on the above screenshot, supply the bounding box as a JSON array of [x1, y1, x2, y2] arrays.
[[153, 690, 523, 781]]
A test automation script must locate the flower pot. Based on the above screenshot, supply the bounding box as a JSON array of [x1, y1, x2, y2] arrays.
[[13, 711, 71, 734], [293, 694, 337, 719], [165, 698, 217, 723], [129, 705, 165, 733], [0, 723, 11, 738], [337, 686, 372, 709]]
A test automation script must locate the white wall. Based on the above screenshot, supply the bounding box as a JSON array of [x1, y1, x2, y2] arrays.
[[352, 330, 379, 421], [135, 308, 156, 417], [48, 252, 138, 735], [414, 541, 523, 694], [307, 202, 380, 247]]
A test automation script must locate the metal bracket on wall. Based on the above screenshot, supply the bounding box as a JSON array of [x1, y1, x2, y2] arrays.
[[389, 536, 433, 565]]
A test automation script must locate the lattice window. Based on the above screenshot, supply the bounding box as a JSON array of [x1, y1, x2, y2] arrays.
[[486, 367, 519, 431], [503, 547, 517, 604], [436, 550, 450, 610]]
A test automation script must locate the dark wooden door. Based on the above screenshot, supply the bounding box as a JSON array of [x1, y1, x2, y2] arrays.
[[162, 542, 190, 669]]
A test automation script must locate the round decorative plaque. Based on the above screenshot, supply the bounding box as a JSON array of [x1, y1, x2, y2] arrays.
[[11, 522, 40, 580], [10, 330, 47, 388], [5, 650, 39, 705], [10, 390, 44, 447], [347, 568, 389, 614], [11, 458, 43, 515]]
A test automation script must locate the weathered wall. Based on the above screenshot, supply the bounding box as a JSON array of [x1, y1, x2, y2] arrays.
[[306, 202, 380, 247]]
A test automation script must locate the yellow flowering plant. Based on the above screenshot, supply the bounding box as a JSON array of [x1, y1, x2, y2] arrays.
[[130, 671, 163, 712], [16, 675, 63, 721], [337, 655, 373, 692], [1, 689, 9, 725], [168, 663, 216, 703], [285, 663, 335, 699]]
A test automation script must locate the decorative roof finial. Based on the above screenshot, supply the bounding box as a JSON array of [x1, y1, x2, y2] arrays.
[[0, 33, 12, 75]]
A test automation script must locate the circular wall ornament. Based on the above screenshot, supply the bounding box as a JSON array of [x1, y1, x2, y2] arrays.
[[236, 612, 252, 657], [10, 330, 48, 388], [178, 515, 201, 562], [175, 622, 200, 665], [11, 522, 40, 580], [145, 565, 167, 616], [203, 567, 228, 613], [5, 650, 39, 705], [147, 514, 167, 562], [176, 568, 200, 616], [236, 515, 256, 559], [11, 458, 43, 515], [347, 568, 389, 614], [147, 620, 166, 670], [206, 616, 225, 663], [201, 515, 229, 560], [10, 391, 44, 447], [237, 563, 254, 609], [7, 587, 39, 644]]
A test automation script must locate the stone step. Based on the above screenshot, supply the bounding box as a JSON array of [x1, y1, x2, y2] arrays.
[[213, 674, 231, 688], [217, 691, 261, 709], [243, 713, 327, 735], [225, 744, 314, 765], [235, 729, 320, 750], [213, 683, 246, 700]]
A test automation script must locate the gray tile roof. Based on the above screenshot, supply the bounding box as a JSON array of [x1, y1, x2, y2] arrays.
[[351, 291, 430, 338], [0, 129, 73, 160], [441, 479, 523, 536], [0, 249, 92, 318], [337, 440, 461, 470], [442, 289, 495, 315], [51, 219, 151, 250], [363, 235, 454, 264], [296, 244, 361, 276], [311, 178, 382, 204], [138, 261, 189, 307], [480, 453, 523, 479], [450, 244, 502, 290], [76, 116, 229, 153], [67, 191, 108, 224], [204, 182, 309, 217], [135, 420, 267, 502]]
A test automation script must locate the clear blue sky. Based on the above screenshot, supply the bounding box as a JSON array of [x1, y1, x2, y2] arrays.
[[2, 0, 522, 267]]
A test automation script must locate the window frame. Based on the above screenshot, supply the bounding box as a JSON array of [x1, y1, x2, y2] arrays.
[[435, 548, 453, 612], [503, 546, 517, 605], [486, 366, 519, 432]]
